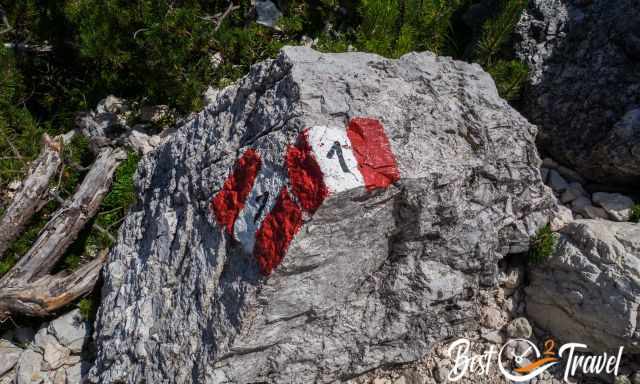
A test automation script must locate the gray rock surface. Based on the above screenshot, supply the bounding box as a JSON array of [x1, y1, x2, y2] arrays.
[[506, 317, 532, 339], [16, 349, 43, 384], [0, 309, 91, 384], [48, 310, 90, 354], [516, 0, 640, 185], [91, 46, 555, 383], [0, 340, 22, 376], [592, 192, 634, 221], [527, 220, 640, 352], [547, 169, 568, 192]]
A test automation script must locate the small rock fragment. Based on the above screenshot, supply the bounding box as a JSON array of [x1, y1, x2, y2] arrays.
[[434, 366, 449, 383], [571, 196, 591, 212], [97, 95, 128, 115], [548, 170, 569, 192], [482, 307, 506, 329], [550, 205, 574, 231], [556, 165, 585, 183], [15, 349, 43, 384], [592, 192, 634, 221], [53, 367, 66, 384], [392, 376, 407, 384], [506, 317, 532, 338], [255, 0, 282, 28], [48, 310, 90, 354], [560, 182, 587, 204], [540, 167, 549, 183], [66, 363, 82, 384], [582, 205, 609, 220], [481, 330, 504, 345], [41, 334, 70, 370], [140, 105, 170, 124], [203, 86, 219, 105], [499, 264, 524, 294], [0, 340, 22, 376]]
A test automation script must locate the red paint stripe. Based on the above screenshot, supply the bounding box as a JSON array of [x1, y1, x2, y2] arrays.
[[211, 149, 262, 234], [347, 118, 400, 190], [253, 187, 303, 275], [286, 130, 329, 214]]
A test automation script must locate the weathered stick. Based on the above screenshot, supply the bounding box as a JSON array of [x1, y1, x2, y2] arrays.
[[0, 249, 107, 320], [0, 134, 68, 259], [0, 8, 11, 35], [0, 146, 126, 285]]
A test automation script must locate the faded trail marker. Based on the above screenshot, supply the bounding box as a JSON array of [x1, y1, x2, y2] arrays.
[[211, 117, 399, 275]]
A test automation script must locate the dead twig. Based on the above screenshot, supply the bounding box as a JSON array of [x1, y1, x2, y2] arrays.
[[201, 2, 240, 32], [133, 28, 148, 39], [92, 222, 116, 244], [0, 146, 126, 284], [3, 43, 53, 53], [0, 133, 70, 259], [0, 249, 108, 320], [0, 9, 12, 36], [4, 135, 23, 161]]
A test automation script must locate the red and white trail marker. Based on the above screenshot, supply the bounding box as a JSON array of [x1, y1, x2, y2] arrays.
[[211, 117, 400, 276]]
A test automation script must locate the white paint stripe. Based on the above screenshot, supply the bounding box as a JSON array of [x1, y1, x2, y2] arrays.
[[233, 158, 287, 254], [306, 126, 365, 193]]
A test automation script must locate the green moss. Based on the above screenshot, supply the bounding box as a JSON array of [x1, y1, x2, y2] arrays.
[[529, 224, 557, 265], [631, 204, 640, 223], [0, 256, 16, 277], [77, 297, 96, 320]]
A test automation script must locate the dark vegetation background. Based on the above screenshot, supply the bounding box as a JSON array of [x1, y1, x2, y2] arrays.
[[0, 0, 527, 318]]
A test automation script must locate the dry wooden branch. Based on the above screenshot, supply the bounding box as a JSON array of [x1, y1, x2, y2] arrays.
[[3, 43, 54, 53], [0, 249, 107, 320], [214, 2, 240, 32], [0, 9, 11, 35], [0, 134, 68, 259], [0, 146, 126, 285], [5, 137, 23, 160]]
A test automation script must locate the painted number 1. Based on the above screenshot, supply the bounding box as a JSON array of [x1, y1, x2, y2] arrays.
[[326, 141, 350, 173]]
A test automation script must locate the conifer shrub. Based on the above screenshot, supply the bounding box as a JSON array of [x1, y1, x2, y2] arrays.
[[529, 224, 557, 264], [630, 204, 640, 223]]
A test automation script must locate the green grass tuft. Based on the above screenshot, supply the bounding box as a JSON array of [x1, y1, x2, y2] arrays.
[[486, 59, 529, 102], [77, 297, 97, 321], [57, 151, 141, 272], [631, 204, 640, 223], [0, 256, 16, 277], [475, 0, 527, 66], [529, 224, 557, 264], [475, 0, 529, 101]]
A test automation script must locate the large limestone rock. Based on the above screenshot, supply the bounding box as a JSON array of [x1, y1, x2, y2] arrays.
[[527, 220, 640, 352], [91, 46, 555, 383], [516, 0, 640, 185]]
